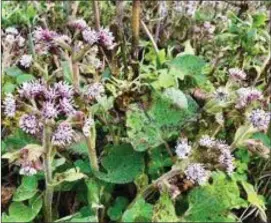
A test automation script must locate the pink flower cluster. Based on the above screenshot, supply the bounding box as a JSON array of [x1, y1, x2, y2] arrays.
[[32, 20, 115, 54], [52, 122, 74, 146], [2, 27, 25, 47], [3, 93, 16, 118], [229, 68, 246, 81], [249, 109, 270, 131], [235, 87, 263, 109], [15, 147, 43, 176], [185, 163, 209, 185], [84, 82, 105, 102], [69, 19, 115, 49], [199, 135, 235, 174], [175, 138, 192, 159], [17, 80, 77, 147]]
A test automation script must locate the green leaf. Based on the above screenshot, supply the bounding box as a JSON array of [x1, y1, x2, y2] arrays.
[[122, 197, 153, 222], [252, 13, 268, 28], [68, 141, 89, 156], [102, 67, 111, 80], [233, 125, 256, 148], [168, 54, 206, 84], [95, 144, 145, 184], [107, 197, 129, 221], [148, 146, 173, 180], [16, 74, 35, 85], [152, 69, 175, 89], [13, 176, 38, 201], [152, 193, 179, 222], [93, 96, 114, 112], [252, 132, 271, 148], [241, 181, 267, 222], [2, 195, 42, 222], [184, 172, 247, 222], [163, 88, 188, 109], [61, 61, 72, 84], [179, 40, 195, 56], [126, 92, 198, 152], [74, 160, 92, 174], [3, 82, 16, 94], [66, 206, 97, 222], [2, 144, 43, 164], [85, 178, 101, 216], [3, 129, 39, 151], [4, 66, 24, 77], [53, 168, 86, 185]]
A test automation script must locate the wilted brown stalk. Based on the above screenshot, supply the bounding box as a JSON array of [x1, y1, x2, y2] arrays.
[[116, 0, 128, 74], [131, 0, 141, 76]]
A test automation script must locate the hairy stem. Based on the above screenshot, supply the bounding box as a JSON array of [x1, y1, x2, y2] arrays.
[[72, 62, 80, 91], [86, 125, 99, 171], [93, 1, 101, 31], [43, 124, 54, 223]]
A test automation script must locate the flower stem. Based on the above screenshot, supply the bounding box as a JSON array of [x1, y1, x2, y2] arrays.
[[86, 125, 99, 172], [93, 1, 101, 31], [43, 124, 54, 223], [72, 62, 80, 91]]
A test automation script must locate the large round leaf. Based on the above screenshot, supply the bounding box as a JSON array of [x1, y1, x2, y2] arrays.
[[95, 144, 144, 184]]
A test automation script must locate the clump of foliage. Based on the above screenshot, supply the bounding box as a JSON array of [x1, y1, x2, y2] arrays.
[[1, 1, 270, 223]]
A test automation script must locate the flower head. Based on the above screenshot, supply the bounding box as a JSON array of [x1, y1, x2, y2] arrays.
[[85, 82, 105, 101], [82, 118, 95, 137], [186, 1, 197, 16], [17, 36, 26, 47], [44, 87, 57, 101], [52, 122, 74, 146], [6, 27, 18, 35], [203, 21, 215, 34], [33, 27, 58, 43], [185, 163, 209, 185], [58, 98, 76, 116], [175, 138, 192, 159], [159, 1, 168, 18], [199, 135, 215, 148], [98, 28, 115, 49], [54, 35, 72, 44], [5, 34, 16, 45], [19, 55, 33, 68], [42, 101, 58, 119], [19, 165, 38, 176], [218, 148, 235, 174], [19, 80, 45, 99], [54, 81, 74, 99], [19, 114, 41, 134], [235, 88, 263, 109], [68, 19, 87, 31], [229, 68, 246, 81], [213, 87, 229, 102], [3, 93, 16, 118], [215, 140, 231, 151], [249, 109, 270, 131], [82, 28, 98, 45]]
